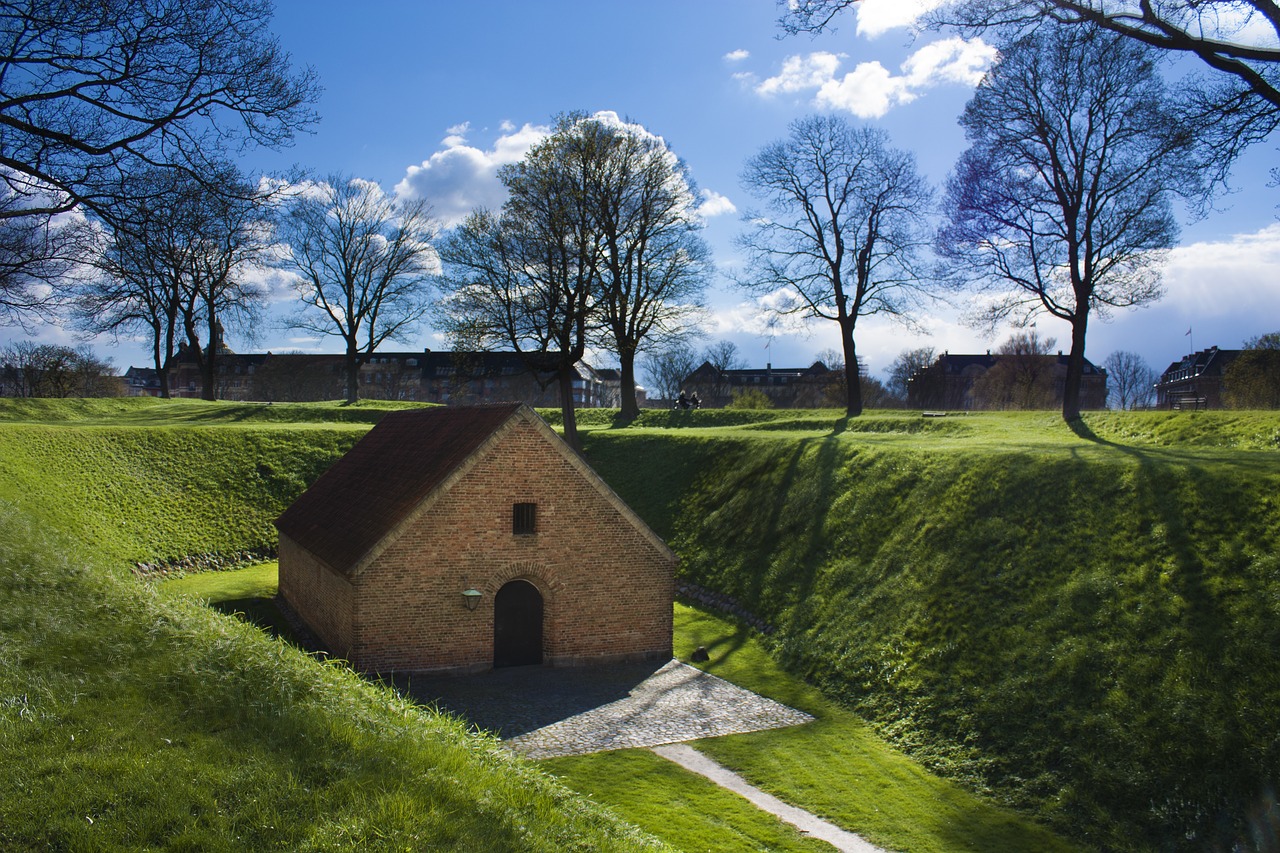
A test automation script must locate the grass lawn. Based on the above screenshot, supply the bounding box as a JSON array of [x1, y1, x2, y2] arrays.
[[158, 561, 301, 643], [1, 520, 658, 852], [7, 399, 1277, 850], [166, 564, 1075, 852], [670, 606, 1076, 853]]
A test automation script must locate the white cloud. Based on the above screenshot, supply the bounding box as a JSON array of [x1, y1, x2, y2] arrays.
[[394, 122, 549, 227], [442, 121, 470, 148], [816, 61, 912, 118], [755, 38, 993, 118], [723, 48, 750, 63], [757, 52, 844, 96], [1162, 224, 1280, 317], [696, 189, 737, 219], [901, 37, 997, 88], [854, 0, 947, 38]]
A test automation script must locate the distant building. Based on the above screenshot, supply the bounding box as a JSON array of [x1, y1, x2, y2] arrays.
[[907, 351, 1108, 411], [130, 348, 626, 406], [681, 361, 839, 408], [1154, 347, 1243, 409], [123, 367, 163, 397]]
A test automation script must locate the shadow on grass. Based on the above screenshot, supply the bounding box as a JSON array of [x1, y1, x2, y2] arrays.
[[209, 597, 303, 645]]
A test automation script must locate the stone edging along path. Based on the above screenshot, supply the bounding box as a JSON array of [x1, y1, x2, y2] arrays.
[[652, 744, 888, 853]]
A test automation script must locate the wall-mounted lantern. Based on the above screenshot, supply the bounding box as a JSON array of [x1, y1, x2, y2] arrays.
[[461, 588, 483, 611]]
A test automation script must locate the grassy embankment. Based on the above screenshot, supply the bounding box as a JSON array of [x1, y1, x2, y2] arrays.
[[582, 408, 1280, 851], [6, 397, 1277, 850], [168, 562, 1070, 853], [0, 398, 661, 851]]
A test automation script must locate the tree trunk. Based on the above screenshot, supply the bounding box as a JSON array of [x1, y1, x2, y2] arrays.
[[151, 341, 170, 400], [344, 347, 360, 405], [618, 349, 640, 422], [842, 325, 863, 418], [558, 369, 581, 453], [1062, 316, 1089, 422], [200, 352, 216, 401]]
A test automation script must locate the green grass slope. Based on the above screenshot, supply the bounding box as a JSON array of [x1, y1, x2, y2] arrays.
[[0, 408, 663, 851], [583, 411, 1280, 851], [0, 424, 362, 564], [0, 395, 425, 426]]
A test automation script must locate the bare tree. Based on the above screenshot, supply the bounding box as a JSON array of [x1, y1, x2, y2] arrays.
[[76, 165, 271, 399], [76, 169, 185, 396], [642, 339, 702, 402], [971, 330, 1058, 409], [585, 115, 710, 422], [0, 182, 96, 327], [440, 117, 605, 452], [693, 340, 748, 402], [738, 116, 935, 417], [704, 340, 747, 373], [276, 176, 437, 404], [0, 340, 118, 397], [782, 1, 1277, 177], [887, 346, 938, 403], [1103, 350, 1156, 409], [938, 26, 1201, 421], [0, 0, 318, 228]]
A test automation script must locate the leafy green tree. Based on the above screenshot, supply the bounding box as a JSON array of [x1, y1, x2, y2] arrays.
[[726, 387, 774, 409]]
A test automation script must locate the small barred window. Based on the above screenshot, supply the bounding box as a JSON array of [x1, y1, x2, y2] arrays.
[[512, 502, 537, 535]]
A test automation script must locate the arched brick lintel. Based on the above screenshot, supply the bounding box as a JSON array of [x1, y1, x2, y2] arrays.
[[488, 561, 563, 604]]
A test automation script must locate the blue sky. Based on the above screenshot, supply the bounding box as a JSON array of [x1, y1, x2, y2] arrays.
[[11, 0, 1280, 383]]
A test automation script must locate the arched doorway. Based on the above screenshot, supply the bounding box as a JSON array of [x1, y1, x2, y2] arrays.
[[493, 579, 543, 667]]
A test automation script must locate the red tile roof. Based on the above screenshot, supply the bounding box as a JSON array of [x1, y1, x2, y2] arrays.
[[275, 403, 524, 574]]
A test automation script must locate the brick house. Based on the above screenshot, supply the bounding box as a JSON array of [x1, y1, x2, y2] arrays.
[[1154, 347, 1243, 409], [140, 348, 619, 405], [275, 403, 675, 674], [682, 361, 840, 408], [907, 351, 1108, 410]]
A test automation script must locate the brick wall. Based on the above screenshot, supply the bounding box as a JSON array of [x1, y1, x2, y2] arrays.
[[346, 417, 674, 673], [278, 534, 356, 659]]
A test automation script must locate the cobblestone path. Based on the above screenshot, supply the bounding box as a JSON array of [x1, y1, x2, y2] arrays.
[[398, 658, 813, 759]]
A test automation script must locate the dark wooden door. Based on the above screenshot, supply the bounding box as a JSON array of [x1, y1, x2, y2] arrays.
[[493, 580, 543, 667]]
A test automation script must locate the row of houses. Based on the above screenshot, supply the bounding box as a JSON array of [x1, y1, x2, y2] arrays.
[[125, 348, 626, 408], [116, 342, 1257, 411], [904, 346, 1259, 411], [127, 347, 854, 410]]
